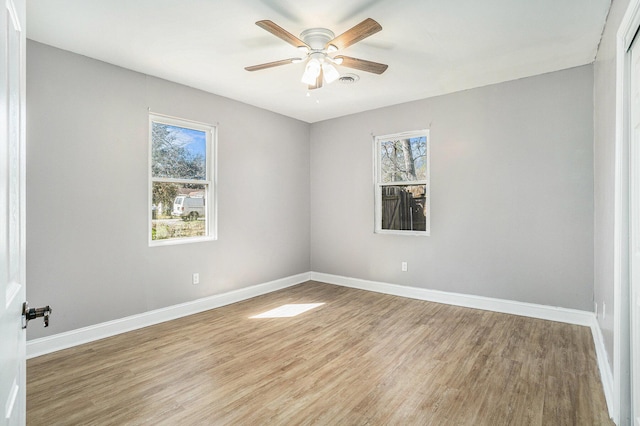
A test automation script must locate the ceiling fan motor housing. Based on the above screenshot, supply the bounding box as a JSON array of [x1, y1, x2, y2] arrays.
[[299, 28, 336, 51]]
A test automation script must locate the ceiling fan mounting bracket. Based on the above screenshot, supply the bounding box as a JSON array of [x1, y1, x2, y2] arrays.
[[299, 28, 335, 51]]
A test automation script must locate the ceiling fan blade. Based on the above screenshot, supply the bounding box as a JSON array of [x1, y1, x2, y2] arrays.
[[245, 58, 299, 72], [309, 67, 324, 90], [256, 20, 310, 50], [326, 18, 382, 50], [335, 56, 388, 74]]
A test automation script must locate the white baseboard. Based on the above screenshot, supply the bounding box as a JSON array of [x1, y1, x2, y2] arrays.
[[589, 315, 615, 420], [310, 272, 594, 325], [26, 272, 311, 359], [310, 271, 614, 419]]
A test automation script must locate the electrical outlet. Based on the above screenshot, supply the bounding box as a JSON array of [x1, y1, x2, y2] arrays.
[[192, 273, 200, 285], [401, 262, 408, 272]]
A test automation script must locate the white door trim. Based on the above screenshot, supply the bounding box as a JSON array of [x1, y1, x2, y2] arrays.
[[615, 1, 640, 424], [629, 32, 640, 425]]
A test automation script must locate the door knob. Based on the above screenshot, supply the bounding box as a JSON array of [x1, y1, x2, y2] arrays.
[[22, 302, 52, 329]]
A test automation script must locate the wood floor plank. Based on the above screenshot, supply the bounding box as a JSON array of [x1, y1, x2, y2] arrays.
[[27, 281, 613, 425]]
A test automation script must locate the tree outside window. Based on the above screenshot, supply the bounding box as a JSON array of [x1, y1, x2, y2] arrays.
[[149, 114, 216, 245], [374, 130, 430, 235]]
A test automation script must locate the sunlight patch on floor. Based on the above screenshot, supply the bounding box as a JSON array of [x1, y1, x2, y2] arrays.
[[250, 303, 325, 318]]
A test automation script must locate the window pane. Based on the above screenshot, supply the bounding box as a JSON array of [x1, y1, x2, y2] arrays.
[[380, 137, 427, 182], [151, 122, 207, 180], [152, 182, 207, 241], [380, 185, 427, 231]]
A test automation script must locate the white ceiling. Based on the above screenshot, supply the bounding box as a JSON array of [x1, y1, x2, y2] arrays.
[[27, 0, 611, 123]]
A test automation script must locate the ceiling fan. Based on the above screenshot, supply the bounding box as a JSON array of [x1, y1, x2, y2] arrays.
[[245, 18, 388, 90]]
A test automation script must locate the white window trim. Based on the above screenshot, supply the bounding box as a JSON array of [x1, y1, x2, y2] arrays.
[[373, 129, 430, 236], [148, 112, 218, 247]]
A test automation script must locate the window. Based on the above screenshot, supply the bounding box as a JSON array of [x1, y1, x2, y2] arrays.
[[149, 113, 216, 245], [374, 130, 430, 235]]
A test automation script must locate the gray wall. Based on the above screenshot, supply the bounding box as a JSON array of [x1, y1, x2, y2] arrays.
[[26, 41, 311, 339], [594, 0, 632, 421], [310, 66, 595, 311], [26, 40, 596, 340]]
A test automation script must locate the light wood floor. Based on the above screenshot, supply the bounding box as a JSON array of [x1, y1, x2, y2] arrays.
[[27, 281, 613, 425]]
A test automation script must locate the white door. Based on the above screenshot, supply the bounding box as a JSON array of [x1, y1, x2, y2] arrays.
[[630, 31, 640, 426], [0, 0, 26, 424]]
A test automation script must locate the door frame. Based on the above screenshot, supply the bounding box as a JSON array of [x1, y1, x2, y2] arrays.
[[615, 1, 640, 424]]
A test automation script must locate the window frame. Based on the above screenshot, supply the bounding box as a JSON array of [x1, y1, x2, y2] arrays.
[[148, 113, 217, 246], [373, 129, 430, 236]]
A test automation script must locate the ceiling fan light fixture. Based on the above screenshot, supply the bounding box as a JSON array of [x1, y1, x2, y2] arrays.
[[322, 63, 340, 84], [301, 58, 321, 85]]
